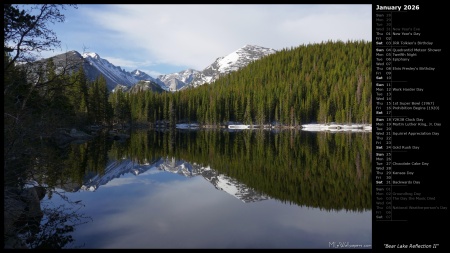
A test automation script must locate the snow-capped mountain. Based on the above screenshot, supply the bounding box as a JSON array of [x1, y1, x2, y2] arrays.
[[157, 69, 200, 92], [130, 69, 152, 80], [34, 50, 157, 91], [82, 52, 140, 90], [188, 44, 276, 88], [81, 157, 269, 203], [131, 69, 165, 87], [33, 44, 276, 92], [154, 45, 276, 90]]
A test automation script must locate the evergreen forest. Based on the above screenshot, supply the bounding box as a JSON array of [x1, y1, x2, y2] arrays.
[[115, 40, 372, 127], [5, 40, 372, 141]]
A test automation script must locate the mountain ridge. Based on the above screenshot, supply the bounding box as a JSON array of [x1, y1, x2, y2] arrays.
[[35, 44, 277, 92], [189, 44, 277, 88]]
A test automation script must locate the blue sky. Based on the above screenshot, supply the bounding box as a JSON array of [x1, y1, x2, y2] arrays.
[[36, 4, 371, 78]]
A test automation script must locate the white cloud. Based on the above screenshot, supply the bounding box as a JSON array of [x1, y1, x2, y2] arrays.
[[81, 4, 371, 71], [141, 69, 164, 78], [33, 5, 370, 74], [102, 56, 156, 71]]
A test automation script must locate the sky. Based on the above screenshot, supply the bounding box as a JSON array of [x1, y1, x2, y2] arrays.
[[36, 4, 371, 78]]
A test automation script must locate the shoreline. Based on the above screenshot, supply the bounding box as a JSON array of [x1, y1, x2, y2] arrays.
[[174, 123, 372, 132]]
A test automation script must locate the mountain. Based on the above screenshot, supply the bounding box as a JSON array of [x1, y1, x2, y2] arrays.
[[127, 80, 165, 93], [130, 69, 165, 88], [112, 80, 165, 94], [130, 69, 152, 80], [31, 44, 276, 92], [30, 50, 156, 91], [187, 44, 277, 88], [154, 44, 276, 91], [80, 157, 269, 203], [157, 69, 200, 92], [81, 52, 141, 90]]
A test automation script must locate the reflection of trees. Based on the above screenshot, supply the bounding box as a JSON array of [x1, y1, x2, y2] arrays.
[[111, 129, 372, 211], [13, 199, 91, 249], [4, 184, 92, 249], [4, 128, 369, 248], [3, 136, 103, 249], [4, 4, 96, 249], [4, 133, 112, 248]]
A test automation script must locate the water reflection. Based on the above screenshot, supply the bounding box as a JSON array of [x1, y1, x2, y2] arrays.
[[67, 173, 371, 248], [81, 157, 270, 203], [39, 129, 371, 248], [106, 129, 372, 211]]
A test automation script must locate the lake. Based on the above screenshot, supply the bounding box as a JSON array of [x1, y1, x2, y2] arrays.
[[37, 129, 372, 249]]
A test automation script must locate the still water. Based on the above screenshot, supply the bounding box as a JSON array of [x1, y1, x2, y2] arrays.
[[41, 129, 372, 249]]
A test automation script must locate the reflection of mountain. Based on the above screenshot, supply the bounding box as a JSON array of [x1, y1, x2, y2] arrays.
[[80, 158, 162, 191], [159, 157, 269, 203], [80, 157, 269, 203], [119, 130, 372, 212], [68, 129, 371, 211]]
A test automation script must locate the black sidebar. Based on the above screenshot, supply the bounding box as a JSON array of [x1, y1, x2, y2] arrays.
[[373, 1, 448, 251]]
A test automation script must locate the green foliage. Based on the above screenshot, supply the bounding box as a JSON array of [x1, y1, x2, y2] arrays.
[[109, 88, 131, 126], [4, 4, 77, 68], [110, 130, 372, 211], [39, 128, 371, 211], [67, 66, 89, 124], [87, 75, 112, 125], [119, 40, 372, 126]]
